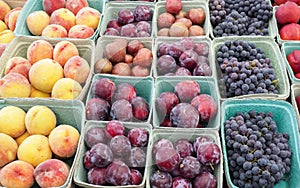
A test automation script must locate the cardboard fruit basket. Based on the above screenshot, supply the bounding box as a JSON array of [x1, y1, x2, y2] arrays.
[[290, 84, 300, 131], [0, 36, 95, 101], [221, 99, 300, 188], [0, 98, 85, 188], [4, 0, 26, 8], [73, 120, 152, 188], [281, 41, 300, 84]]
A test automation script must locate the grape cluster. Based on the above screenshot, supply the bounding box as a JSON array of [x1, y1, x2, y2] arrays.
[[216, 40, 279, 97], [209, 0, 226, 26], [224, 111, 292, 188]]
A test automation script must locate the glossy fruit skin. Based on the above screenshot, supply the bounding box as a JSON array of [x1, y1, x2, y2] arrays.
[[118, 9, 134, 25], [172, 177, 192, 188], [113, 83, 137, 102], [155, 147, 180, 172], [196, 142, 221, 166], [134, 5, 151, 22], [156, 91, 179, 117], [152, 138, 174, 157], [105, 120, 125, 139], [191, 94, 217, 122], [175, 139, 194, 159], [89, 143, 113, 167], [127, 147, 146, 168], [193, 136, 214, 152], [150, 170, 172, 188], [129, 169, 143, 185], [127, 128, 149, 147], [105, 160, 131, 186], [93, 78, 116, 102], [174, 80, 200, 103], [157, 55, 177, 75], [178, 50, 199, 71], [110, 99, 133, 121], [178, 156, 201, 179], [170, 103, 199, 128], [86, 98, 110, 121], [287, 49, 300, 74], [109, 135, 131, 158], [193, 172, 217, 188]]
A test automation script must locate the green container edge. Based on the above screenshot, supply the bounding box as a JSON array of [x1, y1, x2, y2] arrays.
[[281, 42, 300, 84]]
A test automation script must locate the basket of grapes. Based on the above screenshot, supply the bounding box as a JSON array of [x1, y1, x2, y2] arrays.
[[221, 99, 300, 188], [213, 36, 290, 101]]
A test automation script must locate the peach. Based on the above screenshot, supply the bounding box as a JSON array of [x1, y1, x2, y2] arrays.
[[189, 25, 205, 36], [0, 160, 35, 188], [0, 20, 7, 32], [280, 23, 300, 40], [53, 40, 79, 67], [27, 39, 54, 65], [0, 73, 31, 98], [187, 8, 206, 25], [157, 28, 170, 36], [29, 58, 64, 93], [94, 58, 113, 74], [125, 54, 133, 65], [42, 0, 66, 15], [64, 55, 90, 83], [26, 10, 50, 36], [175, 10, 187, 19], [4, 57, 31, 79], [175, 18, 192, 28], [76, 7, 101, 30], [68, 24, 94, 39], [0, 0, 11, 21], [15, 131, 30, 145], [34, 159, 70, 188], [0, 133, 18, 167], [275, 1, 300, 25], [25, 105, 57, 136], [131, 65, 150, 77], [41, 24, 68, 38], [166, 0, 182, 14], [4, 7, 21, 26], [133, 48, 153, 67], [7, 9, 21, 31], [50, 8, 76, 31], [17, 134, 52, 167], [48, 124, 80, 158], [29, 87, 51, 98], [158, 12, 175, 29], [0, 44, 6, 57], [0, 29, 14, 44], [51, 78, 83, 99], [66, 0, 89, 15], [169, 22, 189, 37]]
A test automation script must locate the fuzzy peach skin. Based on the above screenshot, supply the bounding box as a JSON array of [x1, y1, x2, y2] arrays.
[[4, 7, 21, 26], [53, 40, 79, 67], [0, 29, 14, 44], [29, 87, 51, 98], [48, 124, 80, 158], [66, 0, 89, 15], [29, 58, 64, 93], [34, 159, 70, 188], [50, 8, 76, 31], [0, 133, 18, 167], [0, 73, 31, 98], [7, 9, 20, 31], [68, 24, 94, 39], [27, 39, 54, 65], [0, 0, 11, 21], [0, 160, 35, 188], [26, 10, 50, 36], [41, 24, 68, 38], [76, 7, 101, 30], [42, 0, 65, 15], [0, 20, 7, 32], [51, 78, 83, 100], [4, 57, 31, 79], [64, 55, 90, 83], [15, 131, 30, 145]]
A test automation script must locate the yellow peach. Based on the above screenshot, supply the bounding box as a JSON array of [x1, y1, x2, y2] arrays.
[[51, 78, 83, 100], [41, 24, 68, 38], [64, 55, 90, 83], [0, 0, 11, 21], [0, 73, 31, 98], [26, 39, 54, 65], [7, 9, 21, 31], [4, 56, 31, 79], [53, 40, 79, 67], [0, 133, 18, 167], [0, 29, 14, 44], [29, 87, 51, 98], [76, 7, 101, 30], [26, 10, 50, 36], [49, 8, 76, 31], [0, 20, 7, 32], [15, 131, 30, 145]]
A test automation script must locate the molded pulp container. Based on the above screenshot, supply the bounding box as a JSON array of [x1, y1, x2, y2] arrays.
[[291, 84, 300, 131], [73, 120, 152, 188], [5, 0, 26, 8], [221, 99, 300, 188], [14, 0, 106, 41], [153, 1, 210, 38], [153, 37, 214, 78], [99, 2, 155, 38], [86, 74, 154, 123], [0, 36, 95, 101], [0, 98, 85, 188], [213, 36, 290, 101], [146, 128, 223, 188], [95, 36, 154, 77], [281, 41, 300, 84], [152, 76, 221, 130]]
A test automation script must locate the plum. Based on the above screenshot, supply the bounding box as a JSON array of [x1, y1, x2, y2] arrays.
[[118, 9, 134, 25], [105, 120, 125, 139], [120, 24, 137, 37], [178, 50, 199, 71], [112, 62, 131, 76], [175, 67, 192, 76], [87, 167, 106, 185], [170, 103, 199, 128], [104, 28, 120, 36], [92, 78, 115, 102], [166, 0, 182, 14], [193, 63, 212, 76], [109, 135, 131, 157], [131, 96, 149, 121], [85, 127, 106, 148], [133, 48, 153, 67], [128, 127, 148, 147], [131, 65, 150, 77], [157, 43, 170, 57], [86, 98, 110, 121], [150, 170, 172, 188], [105, 160, 130, 186], [129, 169, 143, 185], [155, 147, 180, 172], [107, 19, 122, 31], [193, 43, 209, 56], [187, 8, 206, 25], [113, 83, 136, 102], [191, 94, 217, 122], [134, 5, 151, 22], [127, 147, 146, 168], [157, 55, 177, 75], [174, 80, 201, 103], [110, 99, 133, 121], [127, 40, 145, 56], [156, 91, 179, 116], [89, 143, 113, 167], [136, 21, 151, 33]]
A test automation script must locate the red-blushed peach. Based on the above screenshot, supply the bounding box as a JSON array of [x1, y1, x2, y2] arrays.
[[41, 24, 68, 38], [112, 62, 131, 76], [48, 124, 80, 158], [280, 23, 300, 40], [0, 0, 11, 21], [50, 8, 76, 31], [29, 58, 64, 93], [4, 57, 31, 79], [0, 133, 18, 167], [53, 40, 79, 67], [26, 10, 50, 36], [66, 0, 89, 15], [64, 55, 90, 83], [68, 24, 94, 39], [189, 25, 205, 36], [29, 87, 51, 98], [42, 0, 66, 15], [17, 134, 52, 167], [27, 39, 54, 65], [15, 131, 30, 146], [94, 58, 113, 74], [187, 8, 206, 25], [34, 159, 70, 188], [0, 73, 31, 98], [0, 160, 35, 188], [0, 20, 7, 32], [157, 28, 170, 36], [76, 7, 101, 30], [7, 9, 21, 31], [0, 29, 14, 44], [4, 7, 21, 26], [169, 22, 189, 37], [0, 44, 6, 57], [133, 48, 153, 67], [51, 78, 83, 99]]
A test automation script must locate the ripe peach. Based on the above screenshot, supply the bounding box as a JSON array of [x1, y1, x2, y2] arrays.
[[76, 7, 101, 30], [26, 10, 50, 36], [17, 134, 52, 167], [15, 131, 30, 145], [42, 0, 66, 15], [0, 20, 7, 32], [275, 1, 300, 25], [34, 159, 70, 188], [29, 87, 51, 98], [169, 22, 189, 37], [0, 0, 11, 21], [287, 49, 300, 73], [0, 160, 35, 188], [41, 24, 68, 38], [158, 12, 175, 29], [0, 29, 14, 44], [112, 62, 131, 76], [27, 39, 54, 65], [50, 8, 76, 31], [29, 58, 64, 93], [4, 57, 31, 79], [280, 23, 300, 40], [68, 24, 94, 39], [66, 0, 89, 15], [187, 8, 206, 25], [4, 7, 21, 26], [94, 58, 113, 74], [53, 40, 79, 67], [133, 48, 153, 67], [166, 0, 182, 14], [7, 9, 20, 31], [48, 124, 80, 158], [0, 73, 31, 98], [175, 18, 192, 28], [64, 55, 90, 84], [51, 78, 83, 99], [157, 28, 170, 36], [189, 25, 205, 36], [0, 133, 18, 167]]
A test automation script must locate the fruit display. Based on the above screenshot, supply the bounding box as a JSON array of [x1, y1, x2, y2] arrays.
[[94, 37, 153, 76], [272, 0, 300, 5], [155, 0, 207, 37], [74, 121, 150, 186], [148, 129, 222, 188], [0, 99, 84, 188], [102, 3, 154, 37], [209, 0, 273, 37], [155, 37, 212, 76], [0, 37, 93, 100], [86, 75, 153, 122]]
